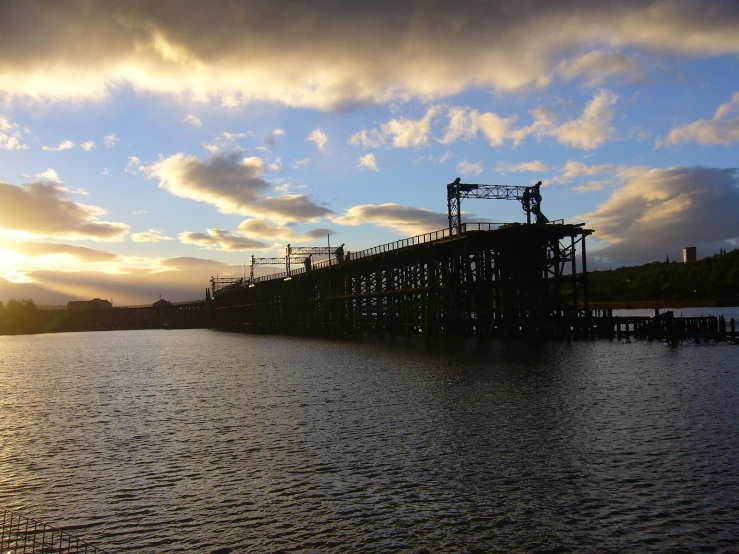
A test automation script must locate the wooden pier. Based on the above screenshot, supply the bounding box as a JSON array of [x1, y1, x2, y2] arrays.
[[210, 222, 594, 339]]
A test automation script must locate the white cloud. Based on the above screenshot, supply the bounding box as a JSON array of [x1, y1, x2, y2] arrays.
[[457, 160, 484, 176], [179, 228, 267, 251], [510, 90, 618, 150], [438, 151, 453, 163], [265, 128, 285, 148], [551, 89, 618, 150], [35, 168, 61, 182], [0, 116, 28, 150], [132, 229, 175, 242], [183, 114, 202, 127], [41, 140, 74, 152], [496, 160, 550, 173], [307, 128, 328, 151], [381, 106, 441, 148], [102, 168, 109, 175], [81, 140, 95, 151], [237, 218, 332, 242], [558, 160, 615, 182], [103, 134, 118, 148], [125, 156, 144, 175], [143, 151, 333, 222], [441, 107, 516, 147], [572, 180, 614, 192], [358, 153, 379, 171], [660, 92, 739, 147], [558, 51, 642, 86], [292, 158, 310, 170], [349, 129, 385, 149], [333, 203, 448, 235], [203, 132, 247, 153], [268, 157, 283, 172]]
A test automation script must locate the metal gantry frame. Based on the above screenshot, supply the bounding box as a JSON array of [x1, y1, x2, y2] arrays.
[[447, 177, 548, 234]]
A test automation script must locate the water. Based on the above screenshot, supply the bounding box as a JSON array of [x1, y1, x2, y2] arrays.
[[1, 328, 738, 552]]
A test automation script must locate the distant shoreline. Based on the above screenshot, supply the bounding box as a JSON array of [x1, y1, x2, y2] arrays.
[[589, 300, 738, 310]]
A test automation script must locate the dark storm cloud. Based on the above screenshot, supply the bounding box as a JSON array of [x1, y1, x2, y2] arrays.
[[582, 166, 739, 266]]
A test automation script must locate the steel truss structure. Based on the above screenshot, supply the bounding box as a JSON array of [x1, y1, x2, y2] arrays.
[[210, 222, 593, 339], [447, 178, 548, 233]]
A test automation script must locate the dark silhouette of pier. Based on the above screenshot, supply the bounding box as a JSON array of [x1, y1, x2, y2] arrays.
[[17, 179, 733, 345]]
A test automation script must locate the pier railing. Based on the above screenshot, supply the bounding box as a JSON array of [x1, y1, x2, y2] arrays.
[[1, 507, 109, 554], [248, 220, 568, 285]]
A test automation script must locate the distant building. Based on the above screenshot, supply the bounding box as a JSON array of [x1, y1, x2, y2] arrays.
[[683, 246, 697, 263], [152, 299, 172, 308], [67, 298, 113, 311]]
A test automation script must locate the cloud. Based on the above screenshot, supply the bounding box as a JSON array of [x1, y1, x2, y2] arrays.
[[1, 255, 245, 305], [179, 228, 267, 251], [103, 134, 118, 148], [334, 203, 448, 235], [558, 160, 615, 182], [660, 92, 739, 147], [0, 115, 28, 150], [183, 114, 202, 126], [237, 218, 333, 242], [292, 158, 310, 170], [203, 131, 247, 153], [558, 51, 642, 86], [581, 166, 739, 266], [2, 2, 739, 109], [509, 90, 618, 150], [41, 140, 74, 152], [81, 140, 95, 151], [438, 151, 453, 163], [35, 168, 61, 181], [1, 242, 119, 263], [381, 106, 441, 148], [550, 89, 618, 150], [457, 160, 483, 176], [307, 128, 328, 151], [132, 229, 175, 242], [265, 157, 283, 173], [358, 153, 379, 171], [496, 160, 550, 173], [0, 179, 129, 241], [349, 129, 385, 149], [144, 151, 333, 222], [265, 128, 284, 148], [125, 156, 144, 174], [441, 107, 516, 147], [572, 180, 614, 193]]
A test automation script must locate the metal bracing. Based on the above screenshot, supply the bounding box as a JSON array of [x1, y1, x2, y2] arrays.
[[250, 256, 286, 282], [447, 177, 547, 234], [211, 223, 593, 339]]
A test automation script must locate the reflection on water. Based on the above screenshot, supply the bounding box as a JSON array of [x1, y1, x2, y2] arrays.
[[1, 330, 737, 552]]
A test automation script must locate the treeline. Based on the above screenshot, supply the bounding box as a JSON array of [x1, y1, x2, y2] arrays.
[[588, 249, 739, 302], [0, 299, 65, 335]]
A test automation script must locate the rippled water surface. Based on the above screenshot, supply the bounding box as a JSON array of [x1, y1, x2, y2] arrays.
[[1, 329, 738, 552]]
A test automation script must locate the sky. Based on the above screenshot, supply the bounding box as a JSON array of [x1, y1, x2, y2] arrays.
[[1, 0, 739, 305]]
